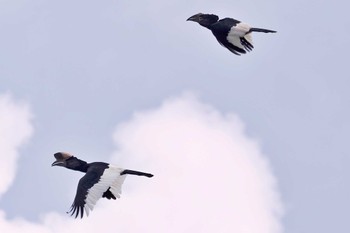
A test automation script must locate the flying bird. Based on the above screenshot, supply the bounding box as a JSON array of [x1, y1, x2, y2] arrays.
[[187, 13, 276, 55], [52, 152, 153, 218]]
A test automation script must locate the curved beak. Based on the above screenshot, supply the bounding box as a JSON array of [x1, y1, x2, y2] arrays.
[[52, 152, 72, 167], [187, 13, 201, 22], [52, 160, 65, 167]]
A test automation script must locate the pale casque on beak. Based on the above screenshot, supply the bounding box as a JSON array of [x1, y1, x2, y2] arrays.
[[51, 152, 72, 166]]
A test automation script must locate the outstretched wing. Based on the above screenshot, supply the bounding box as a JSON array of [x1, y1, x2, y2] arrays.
[[226, 22, 254, 53], [68, 171, 100, 218], [68, 164, 125, 218], [210, 18, 251, 55]]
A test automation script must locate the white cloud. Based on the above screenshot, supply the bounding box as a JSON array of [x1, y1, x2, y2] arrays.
[[0, 92, 283, 233], [0, 93, 33, 198], [110, 92, 284, 233]]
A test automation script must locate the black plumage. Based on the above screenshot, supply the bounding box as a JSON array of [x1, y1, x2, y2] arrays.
[[52, 152, 153, 218], [187, 13, 276, 55]]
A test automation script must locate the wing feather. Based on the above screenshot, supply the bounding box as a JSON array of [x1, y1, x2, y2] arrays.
[[68, 164, 125, 218], [226, 22, 254, 53]]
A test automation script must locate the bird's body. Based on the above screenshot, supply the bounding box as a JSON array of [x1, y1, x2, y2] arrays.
[[52, 152, 153, 218], [187, 13, 276, 55]]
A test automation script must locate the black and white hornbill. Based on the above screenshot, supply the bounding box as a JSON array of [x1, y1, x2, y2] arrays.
[[52, 152, 153, 218], [187, 13, 276, 55]]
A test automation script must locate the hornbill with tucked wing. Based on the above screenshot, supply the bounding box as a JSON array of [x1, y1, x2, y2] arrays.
[[187, 13, 276, 55], [52, 152, 153, 218]]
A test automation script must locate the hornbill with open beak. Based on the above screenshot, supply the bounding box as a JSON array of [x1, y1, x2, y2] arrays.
[[52, 152, 153, 218]]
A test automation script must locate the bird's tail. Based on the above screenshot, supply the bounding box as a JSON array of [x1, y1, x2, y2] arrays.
[[249, 28, 276, 33], [121, 169, 154, 178]]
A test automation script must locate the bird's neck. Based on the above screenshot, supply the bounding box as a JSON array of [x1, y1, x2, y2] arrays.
[[200, 22, 214, 29], [68, 157, 89, 173]]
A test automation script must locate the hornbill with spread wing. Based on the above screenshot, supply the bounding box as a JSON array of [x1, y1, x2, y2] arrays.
[[187, 13, 276, 55], [52, 152, 153, 218]]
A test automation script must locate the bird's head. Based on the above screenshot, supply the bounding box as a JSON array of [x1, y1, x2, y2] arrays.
[[187, 13, 219, 28], [52, 152, 73, 167]]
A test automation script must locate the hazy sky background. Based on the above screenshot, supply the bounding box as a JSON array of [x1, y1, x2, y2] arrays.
[[0, 0, 349, 232]]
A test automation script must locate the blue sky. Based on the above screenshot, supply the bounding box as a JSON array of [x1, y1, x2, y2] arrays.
[[0, 0, 349, 232]]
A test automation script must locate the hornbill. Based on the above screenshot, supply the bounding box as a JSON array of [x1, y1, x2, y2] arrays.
[[187, 13, 276, 55], [52, 152, 153, 218]]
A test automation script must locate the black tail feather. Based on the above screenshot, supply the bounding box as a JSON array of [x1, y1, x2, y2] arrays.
[[249, 28, 276, 33], [121, 169, 154, 178]]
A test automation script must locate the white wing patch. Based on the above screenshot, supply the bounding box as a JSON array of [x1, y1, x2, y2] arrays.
[[84, 165, 126, 217], [227, 22, 252, 50], [110, 173, 127, 198], [244, 32, 253, 45]]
